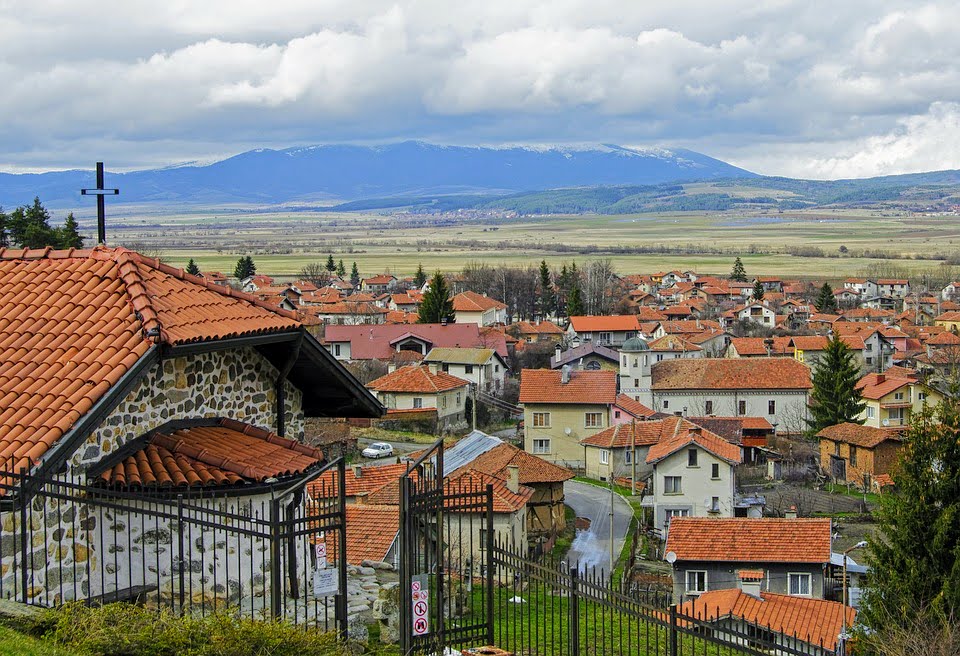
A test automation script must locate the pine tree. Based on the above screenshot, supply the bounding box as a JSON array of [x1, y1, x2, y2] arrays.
[[185, 258, 201, 276], [730, 257, 747, 282], [9, 197, 55, 248], [325, 254, 336, 272], [752, 279, 765, 301], [861, 392, 960, 636], [806, 336, 867, 433], [413, 263, 427, 288], [538, 260, 555, 318], [56, 212, 84, 249], [814, 282, 838, 314], [350, 262, 360, 287], [245, 255, 256, 277], [567, 282, 584, 316], [418, 271, 456, 323], [337, 259, 346, 277], [234, 255, 256, 280], [0, 207, 7, 248]]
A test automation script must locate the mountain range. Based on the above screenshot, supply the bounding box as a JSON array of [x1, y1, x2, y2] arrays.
[[0, 142, 755, 208]]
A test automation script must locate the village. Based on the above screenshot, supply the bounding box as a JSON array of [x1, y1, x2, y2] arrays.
[[2, 241, 956, 656]]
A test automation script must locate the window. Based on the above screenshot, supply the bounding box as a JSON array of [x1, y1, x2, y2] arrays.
[[532, 439, 550, 454], [334, 344, 341, 357], [711, 463, 720, 479], [709, 497, 720, 513], [657, 354, 664, 362], [456, 392, 462, 406], [788, 573, 811, 596], [585, 412, 604, 428], [464, 364, 474, 374], [599, 332, 612, 343], [663, 400, 669, 409], [625, 449, 632, 464], [614, 410, 621, 419], [866, 356, 873, 365], [532, 412, 551, 428], [768, 400, 776, 415], [919, 391, 927, 401], [634, 378, 639, 387], [850, 445, 858, 467], [664, 476, 682, 494], [894, 391, 904, 401], [685, 570, 707, 594], [835, 442, 841, 457], [494, 364, 500, 373], [738, 400, 746, 416], [413, 397, 423, 409], [867, 406, 875, 419], [622, 356, 628, 366], [441, 396, 447, 409], [599, 449, 610, 465], [687, 449, 699, 467], [666, 509, 689, 520], [705, 400, 713, 415]]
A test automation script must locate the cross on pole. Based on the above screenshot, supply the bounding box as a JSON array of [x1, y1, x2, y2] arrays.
[[80, 162, 119, 245]]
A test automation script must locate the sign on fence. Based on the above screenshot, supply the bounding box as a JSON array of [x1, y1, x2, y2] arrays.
[[312, 536, 339, 597], [411, 575, 430, 636]]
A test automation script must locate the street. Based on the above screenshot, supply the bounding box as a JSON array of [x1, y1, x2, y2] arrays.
[[563, 480, 633, 577]]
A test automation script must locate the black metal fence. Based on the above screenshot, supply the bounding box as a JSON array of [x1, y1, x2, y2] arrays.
[[0, 459, 349, 633]]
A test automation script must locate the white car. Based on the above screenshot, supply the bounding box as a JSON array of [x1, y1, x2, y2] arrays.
[[362, 442, 395, 459]]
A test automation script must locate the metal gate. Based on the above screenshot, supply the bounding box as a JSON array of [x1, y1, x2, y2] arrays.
[[398, 440, 494, 655]]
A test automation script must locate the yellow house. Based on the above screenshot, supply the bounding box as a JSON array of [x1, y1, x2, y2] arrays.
[[934, 311, 960, 332], [855, 368, 942, 429], [519, 368, 617, 468]]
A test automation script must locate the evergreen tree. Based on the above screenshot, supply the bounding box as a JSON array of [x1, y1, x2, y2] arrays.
[[752, 279, 765, 301], [56, 212, 84, 249], [0, 207, 9, 248], [350, 262, 360, 287], [806, 336, 867, 433], [418, 271, 456, 323], [234, 255, 256, 280], [245, 255, 256, 277], [9, 197, 55, 248], [413, 263, 427, 288], [730, 257, 747, 282], [814, 282, 838, 314], [325, 254, 336, 272], [556, 263, 570, 315], [185, 258, 201, 276], [538, 260, 555, 318], [567, 281, 584, 316], [861, 393, 960, 638], [337, 259, 346, 277]]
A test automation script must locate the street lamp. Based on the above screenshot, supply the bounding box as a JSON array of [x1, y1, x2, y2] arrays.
[[840, 541, 868, 656]]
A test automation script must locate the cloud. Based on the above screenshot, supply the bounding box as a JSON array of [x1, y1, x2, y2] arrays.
[[0, 1, 958, 177]]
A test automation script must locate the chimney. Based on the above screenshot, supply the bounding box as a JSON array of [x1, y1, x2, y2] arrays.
[[506, 465, 520, 494], [352, 464, 362, 479], [876, 373, 885, 384], [738, 570, 764, 599], [561, 365, 571, 384], [785, 505, 797, 519], [689, 426, 701, 436]]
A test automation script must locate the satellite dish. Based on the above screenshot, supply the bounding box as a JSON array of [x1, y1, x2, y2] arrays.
[[564, 427, 572, 435], [665, 551, 677, 564]]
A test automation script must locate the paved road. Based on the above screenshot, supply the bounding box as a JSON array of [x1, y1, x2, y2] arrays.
[[356, 437, 427, 466], [563, 481, 633, 577]]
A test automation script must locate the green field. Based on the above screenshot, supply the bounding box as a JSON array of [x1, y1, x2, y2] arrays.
[[96, 204, 960, 280]]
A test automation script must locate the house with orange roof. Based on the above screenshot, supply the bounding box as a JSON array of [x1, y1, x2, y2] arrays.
[[816, 423, 905, 486], [367, 365, 470, 429], [452, 290, 508, 326], [843, 278, 877, 297], [311, 300, 389, 325], [664, 517, 833, 603], [790, 335, 866, 373], [519, 368, 618, 467], [855, 369, 941, 429], [567, 315, 642, 348], [645, 423, 742, 528], [0, 246, 382, 607], [360, 274, 397, 294], [934, 310, 960, 332], [579, 415, 692, 482], [509, 320, 565, 346]]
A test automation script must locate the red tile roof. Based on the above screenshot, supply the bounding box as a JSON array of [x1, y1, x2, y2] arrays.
[[646, 422, 741, 464], [652, 358, 812, 390], [665, 518, 832, 563], [446, 469, 533, 513], [685, 416, 773, 442], [466, 443, 574, 484], [581, 416, 688, 448], [0, 247, 301, 474], [728, 337, 793, 356], [452, 290, 507, 312], [513, 320, 565, 335], [99, 419, 324, 488], [680, 589, 855, 652], [927, 331, 960, 346], [816, 423, 902, 448], [568, 315, 641, 333], [323, 323, 507, 359], [647, 335, 701, 352], [615, 394, 658, 419], [856, 371, 915, 399], [367, 365, 469, 393], [519, 369, 617, 405]]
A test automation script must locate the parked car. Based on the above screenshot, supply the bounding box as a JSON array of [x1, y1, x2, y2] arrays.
[[362, 442, 395, 459]]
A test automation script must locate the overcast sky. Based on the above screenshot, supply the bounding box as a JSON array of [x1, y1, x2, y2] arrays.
[[2, 1, 959, 179]]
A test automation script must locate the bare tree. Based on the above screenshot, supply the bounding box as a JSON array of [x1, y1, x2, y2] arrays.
[[299, 262, 332, 286]]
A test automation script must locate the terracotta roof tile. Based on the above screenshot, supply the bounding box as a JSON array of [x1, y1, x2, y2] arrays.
[[452, 291, 507, 312], [652, 358, 812, 391], [99, 419, 324, 488], [581, 416, 688, 448], [729, 337, 793, 356], [568, 315, 641, 333], [665, 518, 832, 563], [615, 394, 658, 418], [647, 335, 701, 352], [323, 323, 507, 359], [446, 469, 533, 513], [816, 422, 902, 448], [680, 589, 855, 652], [466, 443, 575, 484], [646, 422, 741, 464], [856, 371, 915, 399], [519, 369, 617, 405], [338, 505, 399, 565], [367, 365, 469, 393]]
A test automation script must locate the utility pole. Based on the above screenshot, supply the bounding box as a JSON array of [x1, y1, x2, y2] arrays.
[[80, 162, 119, 245], [609, 473, 615, 575], [631, 418, 637, 496], [472, 384, 477, 430]]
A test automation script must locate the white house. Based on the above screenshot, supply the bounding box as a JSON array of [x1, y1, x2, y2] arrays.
[[732, 302, 776, 328], [423, 347, 508, 391], [452, 291, 508, 326], [566, 315, 642, 348], [619, 335, 701, 403], [366, 365, 470, 427], [645, 423, 741, 530]]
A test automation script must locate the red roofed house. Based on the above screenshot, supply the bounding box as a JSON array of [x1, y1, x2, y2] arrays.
[[451, 291, 508, 326], [0, 246, 382, 609], [816, 423, 905, 486], [367, 365, 470, 429], [855, 370, 942, 429], [519, 368, 618, 467], [322, 323, 508, 362], [566, 315, 642, 348], [664, 517, 833, 603], [360, 274, 397, 294]]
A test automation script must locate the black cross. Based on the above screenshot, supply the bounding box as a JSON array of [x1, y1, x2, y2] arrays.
[[80, 162, 119, 245]]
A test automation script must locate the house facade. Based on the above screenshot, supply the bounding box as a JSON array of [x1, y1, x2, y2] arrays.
[[566, 315, 642, 348], [367, 365, 470, 428], [855, 370, 942, 429], [816, 423, 903, 486], [423, 347, 508, 391], [452, 291, 508, 326]]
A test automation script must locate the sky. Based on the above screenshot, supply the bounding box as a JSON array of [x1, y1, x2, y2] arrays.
[[2, 1, 959, 179]]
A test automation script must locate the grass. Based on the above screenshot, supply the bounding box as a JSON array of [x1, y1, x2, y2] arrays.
[[354, 427, 439, 445], [823, 482, 882, 507], [0, 626, 77, 656]]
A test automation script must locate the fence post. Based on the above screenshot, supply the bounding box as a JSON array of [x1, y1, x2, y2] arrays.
[[336, 458, 348, 638], [485, 483, 495, 646], [269, 496, 282, 620], [669, 604, 678, 656], [18, 468, 28, 603], [176, 494, 186, 614], [569, 567, 580, 656]]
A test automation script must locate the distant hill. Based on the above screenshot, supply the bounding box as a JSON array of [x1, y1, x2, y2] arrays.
[[0, 142, 755, 208]]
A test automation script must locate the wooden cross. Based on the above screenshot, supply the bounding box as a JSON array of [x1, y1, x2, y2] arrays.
[[80, 162, 119, 245]]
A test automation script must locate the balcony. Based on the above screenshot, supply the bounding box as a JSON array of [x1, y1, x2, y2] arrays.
[[880, 400, 912, 409]]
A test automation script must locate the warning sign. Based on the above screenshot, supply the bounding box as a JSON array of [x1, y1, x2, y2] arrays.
[[411, 575, 429, 636], [315, 539, 328, 569]]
